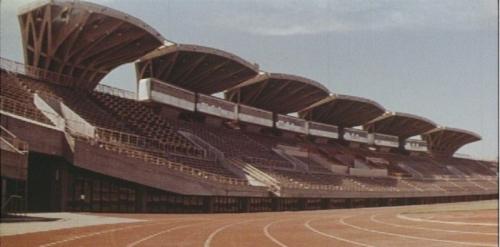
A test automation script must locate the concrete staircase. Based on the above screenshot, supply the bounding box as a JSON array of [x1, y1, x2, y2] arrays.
[[227, 158, 281, 196], [272, 147, 309, 172]]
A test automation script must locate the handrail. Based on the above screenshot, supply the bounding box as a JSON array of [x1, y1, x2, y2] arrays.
[[0, 125, 17, 138], [0, 96, 53, 125], [1, 98, 495, 190], [0, 136, 29, 154], [0, 57, 86, 89], [178, 130, 221, 160], [1, 195, 24, 216], [94, 127, 193, 156], [85, 139, 249, 186], [0, 98, 248, 186], [0, 68, 495, 191]]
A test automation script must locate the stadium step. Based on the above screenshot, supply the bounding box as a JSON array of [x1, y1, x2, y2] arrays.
[[227, 158, 281, 195], [272, 147, 309, 172]]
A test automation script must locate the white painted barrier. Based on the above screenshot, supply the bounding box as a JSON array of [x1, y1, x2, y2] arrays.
[[308, 121, 338, 139], [276, 114, 307, 134], [405, 139, 428, 152], [373, 133, 399, 147], [197, 94, 236, 120], [138, 78, 195, 111], [349, 167, 388, 177], [343, 128, 369, 143], [238, 104, 273, 127]]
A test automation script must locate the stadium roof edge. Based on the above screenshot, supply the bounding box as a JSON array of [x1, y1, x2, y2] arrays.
[[228, 72, 329, 93], [365, 111, 437, 127], [299, 93, 385, 113], [363, 111, 438, 139], [297, 93, 386, 127], [18, 0, 165, 41], [423, 126, 482, 140], [137, 43, 259, 72], [422, 126, 482, 156]]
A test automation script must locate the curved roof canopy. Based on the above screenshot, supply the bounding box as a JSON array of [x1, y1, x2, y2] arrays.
[[298, 94, 385, 127], [422, 127, 481, 156], [225, 73, 329, 114], [363, 112, 437, 139], [136, 44, 259, 94], [18, 0, 164, 89]]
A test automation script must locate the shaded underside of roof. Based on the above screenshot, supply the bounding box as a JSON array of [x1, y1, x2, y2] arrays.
[[422, 127, 481, 156], [298, 94, 385, 127], [136, 44, 259, 94], [18, 0, 164, 89], [363, 112, 437, 139], [225, 73, 330, 114]]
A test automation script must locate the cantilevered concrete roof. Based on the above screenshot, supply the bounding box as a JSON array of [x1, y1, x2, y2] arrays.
[[136, 44, 259, 94], [18, 0, 164, 89], [363, 112, 437, 139], [298, 94, 385, 127], [225, 73, 330, 114], [422, 127, 481, 156]]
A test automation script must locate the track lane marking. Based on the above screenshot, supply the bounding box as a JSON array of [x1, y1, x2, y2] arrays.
[[304, 217, 375, 247], [126, 222, 205, 247], [263, 219, 290, 247], [371, 214, 497, 236], [38, 217, 206, 247], [203, 218, 260, 247], [339, 214, 497, 247], [39, 223, 154, 247], [397, 213, 498, 227]]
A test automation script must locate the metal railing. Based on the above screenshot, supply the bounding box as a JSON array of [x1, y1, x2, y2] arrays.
[[94, 127, 202, 157], [0, 65, 496, 192], [0, 136, 29, 154], [1, 195, 25, 217], [178, 130, 220, 161], [0, 96, 52, 125], [0, 57, 85, 89], [0, 96, 249, 186], [85, 139, 248, 186]]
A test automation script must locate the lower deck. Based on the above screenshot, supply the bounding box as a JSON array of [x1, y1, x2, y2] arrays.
[[1, 152, 497, 214]]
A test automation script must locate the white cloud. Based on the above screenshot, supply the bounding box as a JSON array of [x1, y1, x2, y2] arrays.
[[204, 0, 497, 36]]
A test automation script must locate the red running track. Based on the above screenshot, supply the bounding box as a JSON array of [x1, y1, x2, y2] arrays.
[[1, 202, 498, 247]]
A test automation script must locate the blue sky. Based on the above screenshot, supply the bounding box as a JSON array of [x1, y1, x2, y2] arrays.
[[1, 0, 498, 160]]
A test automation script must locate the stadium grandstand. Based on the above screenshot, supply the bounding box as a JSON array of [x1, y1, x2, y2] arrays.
[[1, 0, 497, 215]]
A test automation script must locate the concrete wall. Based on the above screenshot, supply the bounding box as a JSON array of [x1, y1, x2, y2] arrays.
[[350, 167, 388, 177], [0, 114, 66, 156], [73, 139, 268, 197], [280, 186, 495, 199], [0, 149, 28, 180]]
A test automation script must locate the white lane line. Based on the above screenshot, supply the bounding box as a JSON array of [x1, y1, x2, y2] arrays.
[[38, 218, 200, 247], [371, 214, 497, 236], [39, 223, 153, 247], [340, 215, 497, 247], [304, 218, 375, 247], [397, 214, 498, 227], [203, 219, 258, 247], [126, 222, 203, 247], [263, 219, 289, 247]]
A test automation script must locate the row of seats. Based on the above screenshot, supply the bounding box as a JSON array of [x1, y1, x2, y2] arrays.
[[91, 92, 204, 157], [179, 121, 294, 169], [17, 74, 132, 132], [90, 138, 241, 179], [5, 74, 240, 179], [3, 67, 497, 195], [293, 156, 332, 174], [0, 70, 53, 125]]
